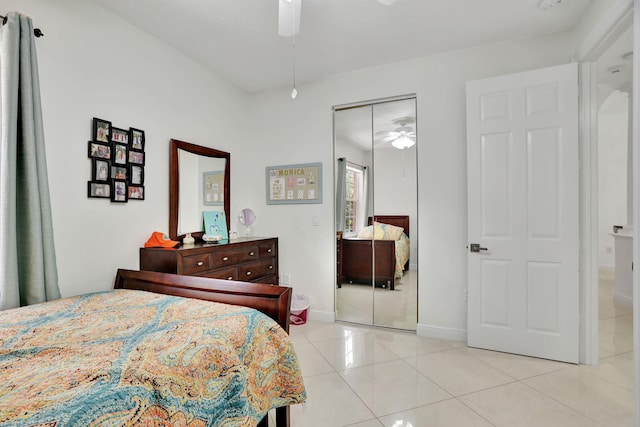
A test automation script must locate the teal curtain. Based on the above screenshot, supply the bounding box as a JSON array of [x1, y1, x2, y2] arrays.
[[0, 12, 60, 309], [335, 158, 346, 231]]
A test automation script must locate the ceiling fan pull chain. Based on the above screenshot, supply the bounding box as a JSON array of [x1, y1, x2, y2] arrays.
[[291, 1, 298, 99]]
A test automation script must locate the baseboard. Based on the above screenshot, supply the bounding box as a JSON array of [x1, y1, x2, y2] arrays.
[[417, 323, 467, 342], [308, 309, 335, 323], [614, 291, 633, 308]]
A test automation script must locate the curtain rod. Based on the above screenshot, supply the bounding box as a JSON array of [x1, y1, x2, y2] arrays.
[[0, 14, 44, 37]]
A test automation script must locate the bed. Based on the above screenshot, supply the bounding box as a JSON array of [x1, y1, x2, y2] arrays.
[[340, 215, 410, 291], [0, 269, 305, 427]]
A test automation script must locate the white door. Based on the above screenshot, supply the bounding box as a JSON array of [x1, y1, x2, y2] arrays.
[[466, 63, 579, 363]]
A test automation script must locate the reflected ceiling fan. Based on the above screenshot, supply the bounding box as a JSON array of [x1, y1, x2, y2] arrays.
[[375, 117, 416, 149]]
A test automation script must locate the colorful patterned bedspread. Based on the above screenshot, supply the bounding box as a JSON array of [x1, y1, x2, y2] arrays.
[[0, 289, 306, 426]]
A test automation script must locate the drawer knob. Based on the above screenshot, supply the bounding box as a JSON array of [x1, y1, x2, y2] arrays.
[[222, 256, 229, 261], [246, 271, 252, 276], [269, 265, 273, 269], [267, 248, 272, 253], [197, 261, 204, 266], [249, 252, 255, 256], [227, 276, 233, 280]]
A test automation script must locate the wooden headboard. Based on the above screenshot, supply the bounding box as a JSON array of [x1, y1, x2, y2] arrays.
[[114, 269, 293, 333], [368, 215, 410, 238]]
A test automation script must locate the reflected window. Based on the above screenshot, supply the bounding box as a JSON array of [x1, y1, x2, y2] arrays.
[[345, 165, 364, 233]]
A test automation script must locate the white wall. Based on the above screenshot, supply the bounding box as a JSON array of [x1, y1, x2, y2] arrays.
[[598, 90, 630, 268], [3, 0, 581, 338], [2, 0, 249, 297], [237, 33, 575, 332]]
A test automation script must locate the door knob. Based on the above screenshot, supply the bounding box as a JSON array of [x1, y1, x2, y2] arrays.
[[469, 243, 488, 253]]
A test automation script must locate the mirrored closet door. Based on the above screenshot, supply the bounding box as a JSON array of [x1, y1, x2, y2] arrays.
[[334, 97, 418, 330]]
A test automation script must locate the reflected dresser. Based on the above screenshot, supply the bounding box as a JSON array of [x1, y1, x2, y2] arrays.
[[139, 237, 279, 285]]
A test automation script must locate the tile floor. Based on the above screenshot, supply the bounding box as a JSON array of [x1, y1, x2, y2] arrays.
[[283, 275, 634, 426], [336, 270, 418, 330]]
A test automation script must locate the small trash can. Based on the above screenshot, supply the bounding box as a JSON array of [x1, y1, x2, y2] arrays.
[[290, 294, 310, 325]]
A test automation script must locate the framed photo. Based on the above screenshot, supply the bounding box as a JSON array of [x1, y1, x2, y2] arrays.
[[129, 127, 145, 151], [88, 141, 111, 159], [111, 127, 129, 145], [129, 164, 144, 185], [128, 151, 145, 165], [87, 181, 111, 199], [111, 180, 128, 203], [265, 162, 323, 205], [92, 117, 111, 143], [113, 143, 128, 166], [111, 166, 127, 181], [127, 185, 144, 200], [92, 158, 110, 182]]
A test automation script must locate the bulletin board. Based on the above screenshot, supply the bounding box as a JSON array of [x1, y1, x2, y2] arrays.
[[203, 171, 224, 206], [266, 162, 322, 205]]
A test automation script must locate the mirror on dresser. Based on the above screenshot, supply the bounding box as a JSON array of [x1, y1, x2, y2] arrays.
[[140, 139, 279, 286], [169, 139, 231, 242]]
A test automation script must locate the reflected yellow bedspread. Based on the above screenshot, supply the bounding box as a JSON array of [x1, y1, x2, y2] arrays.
[[0, 289, 306, 426]]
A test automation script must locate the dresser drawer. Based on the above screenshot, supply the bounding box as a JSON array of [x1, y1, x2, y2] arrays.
[[253, 275, 278, 285], [213, 246, 259, 267], [199, 266, 238, 281], [258, 241, 277, 258], [180, 253, 213, 275], [238, 258, 276, 281]]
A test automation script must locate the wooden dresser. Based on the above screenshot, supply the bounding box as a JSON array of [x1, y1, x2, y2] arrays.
[[139, 237, 279, 285]]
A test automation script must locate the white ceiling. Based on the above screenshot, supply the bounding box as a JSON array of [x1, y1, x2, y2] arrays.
[[92, 0, 595, 93]]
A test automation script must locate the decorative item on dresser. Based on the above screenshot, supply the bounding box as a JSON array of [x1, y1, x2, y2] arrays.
[[140, 237, 279, 285]]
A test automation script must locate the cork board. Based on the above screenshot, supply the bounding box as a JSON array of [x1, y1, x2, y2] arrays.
[[203, 171, 224, 206], [266, 162, 322, 204]]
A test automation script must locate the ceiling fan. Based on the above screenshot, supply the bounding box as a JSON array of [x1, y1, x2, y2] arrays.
[[375, 117, 416, 149], [277, 0, 398, 99], [278, 0, 398, 37]]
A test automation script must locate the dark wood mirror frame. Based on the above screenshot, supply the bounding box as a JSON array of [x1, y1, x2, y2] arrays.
[[169, 139, 230, 242]]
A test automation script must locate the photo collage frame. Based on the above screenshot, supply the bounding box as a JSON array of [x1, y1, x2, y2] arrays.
[[87, 117, 145, 202]]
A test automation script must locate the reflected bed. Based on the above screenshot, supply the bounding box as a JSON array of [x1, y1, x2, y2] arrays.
[[340, 215, 410, 291]]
